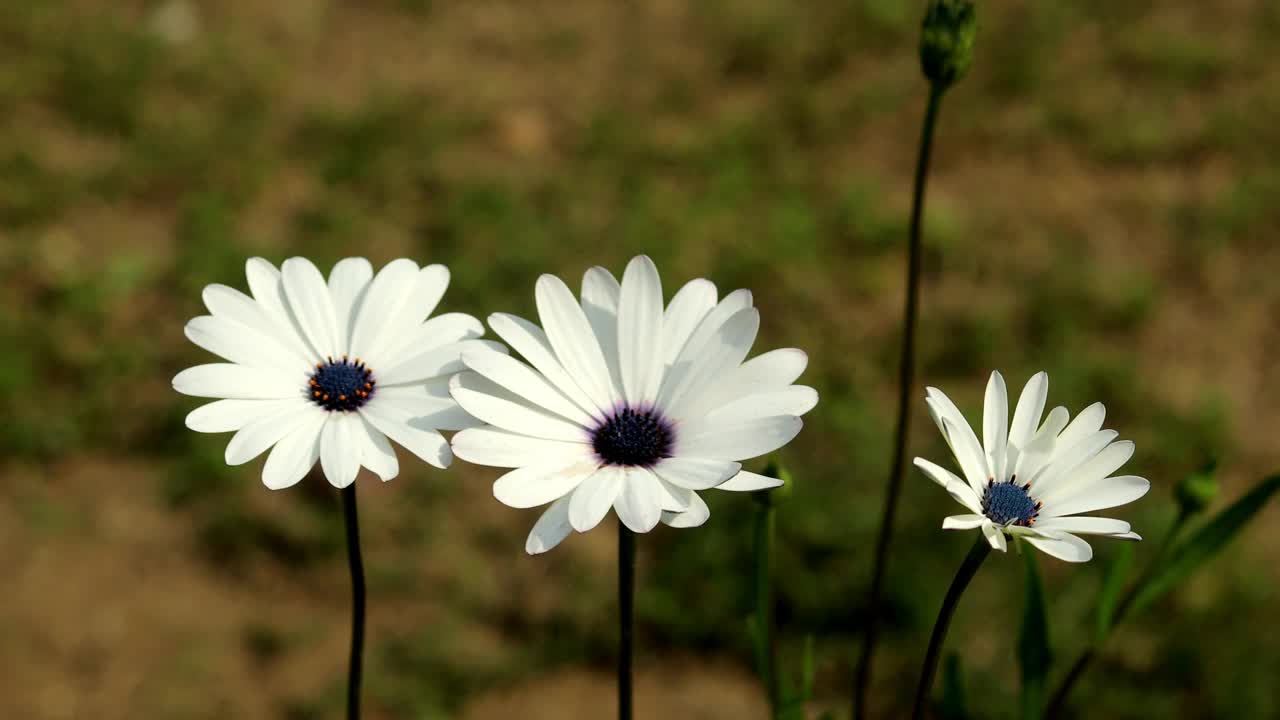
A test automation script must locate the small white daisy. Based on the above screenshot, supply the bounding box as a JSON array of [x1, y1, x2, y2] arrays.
[[449, 255, 818, 554], [915, 371, 1149, 563], [173, 257, 499, 489]]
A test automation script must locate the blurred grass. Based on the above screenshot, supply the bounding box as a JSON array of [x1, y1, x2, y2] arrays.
[[0, 1, 1278, 719]]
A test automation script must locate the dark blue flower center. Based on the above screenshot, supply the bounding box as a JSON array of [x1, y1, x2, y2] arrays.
[[592, 406, 674, 467], [982, 480, 1041, 526], [309, 356, 376, 412]]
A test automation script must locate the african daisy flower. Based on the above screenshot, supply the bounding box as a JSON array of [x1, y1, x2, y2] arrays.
[[449, 255, 818, 553], [915, 371, 1148, 562], [173, 257, 498, 489]]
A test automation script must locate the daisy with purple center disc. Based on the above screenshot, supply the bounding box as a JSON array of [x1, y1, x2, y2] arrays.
[[173, 256, 500, 489], [449, 255, 818, 554], [917, 370, 1149, 563]]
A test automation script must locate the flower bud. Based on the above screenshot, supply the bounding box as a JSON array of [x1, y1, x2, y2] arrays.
[[1176, 460, 1219, 517], [755, 459, 794, 505], [919, 0, 977, 88]]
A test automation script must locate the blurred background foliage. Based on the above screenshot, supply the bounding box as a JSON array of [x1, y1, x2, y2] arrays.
[[0, 1, 1277, 718]]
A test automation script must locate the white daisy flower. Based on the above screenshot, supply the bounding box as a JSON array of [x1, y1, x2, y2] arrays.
[[449, 255, 818, 554], [173, 257, 499, 490], [915, 371, 1149, 563]]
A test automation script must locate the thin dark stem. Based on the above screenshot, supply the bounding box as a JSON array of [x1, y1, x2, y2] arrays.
[[1045, 511, 1188, 719], [854, 83, 947, 720], [912, 535, 991, 720], [753, 495, 780, 714], [618, 523, 636, 720], [341, 484, 366, 720]]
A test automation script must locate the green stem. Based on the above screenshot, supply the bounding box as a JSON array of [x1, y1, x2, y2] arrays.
[[854, 82, 948, 720], [341, 484, 366, 720], [1044, 511, 1189, 719], [912, 535, 991, 720], [618, 524, 636, 720], [753, 493, 781, 714]]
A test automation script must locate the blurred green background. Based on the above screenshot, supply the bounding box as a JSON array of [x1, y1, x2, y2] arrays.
[[1, 1, 1277, 718]]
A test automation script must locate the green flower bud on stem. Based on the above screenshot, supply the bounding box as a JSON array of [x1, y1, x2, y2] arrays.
[[920, 0, 976, 89], [756, 458, 794, 505], [1176, 460, 1219, 517]]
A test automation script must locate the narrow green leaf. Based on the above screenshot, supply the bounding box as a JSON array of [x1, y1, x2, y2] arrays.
[[1018, 548, 1052, 720], [1094, 542, 1135, 643], [799, 635, 816, 701], [1130, 474, 1280, 615], [940, 652, 969, 720]]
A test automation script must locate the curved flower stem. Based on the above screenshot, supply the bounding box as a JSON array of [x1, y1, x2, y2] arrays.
[[912, 535, 991, 720], [752, 492, 781, 714], [341, 484, 366, 720], [1044, 511, 1189, 719], [619, 523, 636, 720], [854, 82, 948, 720]]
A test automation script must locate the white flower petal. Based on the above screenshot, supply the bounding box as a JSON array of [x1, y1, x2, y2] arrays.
[[356, 415, 399, 482], [705, 386, 819, 423], [451, 427, 591, 468], [1034, 516, 1131, 536], [614, 466, 664, 533], [461, 347, 596, 427], [360, 403, 452, 469], [661, 491, 710, 528], [1041, 475, 1150, 518], [655, 290, 752, 408], [281, 257, 343, 359], [488, 312, 604, 420], [185, 398, 297, 433], [382, 312, 485, 361], [377, 339, 504, 387], [1013, 406, 1069, 482], [173, 363, 302, 400], [676, 415, 802, 461], [1051, 402, 1106, 461], [367, 264, 452, 364], [655, 478, 693, 511], [450, 372, 591, 443], [1023, 531, 1093, 563], [224, 400, 317, 465], [328, 257, 374, 353], [202, 282, 314, 364], [185, 315, 309, 376], [662, 279, 718, 365], [983, 371, 1009, 484], [1031, 429, 1119, 492], [982, 521, 1008, 552], [1038, 440, 1135, 505], [1007, 371, 1048, 463], [617, 256, 665, 407], [940, 416, 992, 496], [580, 266, 624, 399], [943, 514, 988, 530], [659, 308, 760, 419], [568, 466, 624, 533], [347, 259, 420, 363], [493, 458, 598, 509], [696, 348, 809, 412], [924, 387, 967, 450], [244, 258, 295, 332], [526, 496, 574, 555], [913, 457, 984, 514], [261, 411, 326, 490], [320, 413, 361, 488], [536, 273, 620, 411], [716, 470, 784, 492], [651, 457, 742, 490]]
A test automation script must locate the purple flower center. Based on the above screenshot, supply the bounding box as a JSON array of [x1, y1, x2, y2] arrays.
[[592, 406, 674, 467], [309, 356, 376, 412], [982, 480, 1041, 526]]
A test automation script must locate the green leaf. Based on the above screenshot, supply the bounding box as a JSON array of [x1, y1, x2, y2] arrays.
[[940, 652, 969, 720], [1017, 548, 1052, 720], [1094, 542, 1135, 643], [1130, 473, 1280, 615]]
